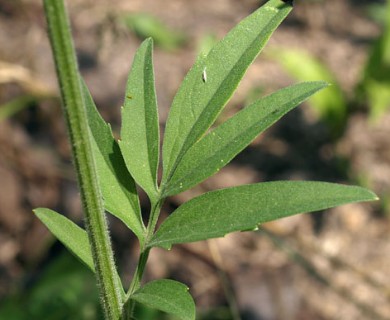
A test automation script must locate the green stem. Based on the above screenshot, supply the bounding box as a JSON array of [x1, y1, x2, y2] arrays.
[[122, 250, 150, 319], [123, 199, 164, 319], [128, 249, 151, 297], [43, 1, 122, 318], [145, 197, 164, 243]]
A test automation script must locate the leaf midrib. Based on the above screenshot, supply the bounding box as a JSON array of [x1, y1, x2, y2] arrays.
[[143, 53, 157, 190]]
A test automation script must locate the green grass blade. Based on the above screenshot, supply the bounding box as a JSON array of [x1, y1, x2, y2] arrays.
[[82, 80, 145, 244], [119, 38, 160, 202], [34, 208, 95, 272], [163, 81, 328, 196], [130, 279, 195, 320], [162, 0, 293, 185], [150, 182, 378, 249]]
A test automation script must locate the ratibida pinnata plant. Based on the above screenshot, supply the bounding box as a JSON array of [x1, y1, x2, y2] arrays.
[[35, 0, 378, 319]]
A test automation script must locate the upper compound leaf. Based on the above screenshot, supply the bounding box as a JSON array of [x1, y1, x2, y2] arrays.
[[163, 81, 328, 196], [130, 279, 195, 320], [162, 0, 293, 185], [82, 80, 145, 243], [150, 182, 378, 249], [119, 38, 160, 202], [34, 208, 95, 272]]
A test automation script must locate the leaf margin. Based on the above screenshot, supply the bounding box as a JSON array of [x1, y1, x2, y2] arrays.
[[150, 181, 378, 249], [119, 37, 160, 202]]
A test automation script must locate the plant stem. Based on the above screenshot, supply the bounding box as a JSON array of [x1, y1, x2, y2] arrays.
[[43, 0, 122, 318], [123, 199, 164, 318], [128, 249, 151, 297], [145, 197, 164, 243], [122, 249, 150, 319]]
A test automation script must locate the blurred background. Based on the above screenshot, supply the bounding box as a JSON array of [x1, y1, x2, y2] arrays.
[[0, 0, 389, 319]]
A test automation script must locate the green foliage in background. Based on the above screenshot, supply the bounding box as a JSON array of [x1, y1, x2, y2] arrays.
[[272, 0, 390, 127], [120, 12, 186, 51], [359, 0, 390, 120], [0, 253, 102, 320], [0, 96, 37, 122], [270, 49, 347, 136], [35, 0, 378, 319]]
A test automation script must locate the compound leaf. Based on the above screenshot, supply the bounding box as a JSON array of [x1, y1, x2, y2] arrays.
[[163, 81, 328, 196], [130, 279, 195, 320], [150, 182, 377, 249], [162, 0, 293, 186]]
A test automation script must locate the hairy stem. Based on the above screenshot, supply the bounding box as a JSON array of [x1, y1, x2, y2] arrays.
[[43, 0, 122, 318]]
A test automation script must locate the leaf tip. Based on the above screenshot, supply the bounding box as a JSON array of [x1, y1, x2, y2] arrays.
[[281, 0, 294, 7], [163, 244, 173, 251], [240, 225, 260, 232], [144, 37, 154, 45], [320, 80, 330, 87], [33, 207, 46, 217], [369, 191, 380, 201], [354, 186, 379, 202], [305, 80, 329, 90]]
